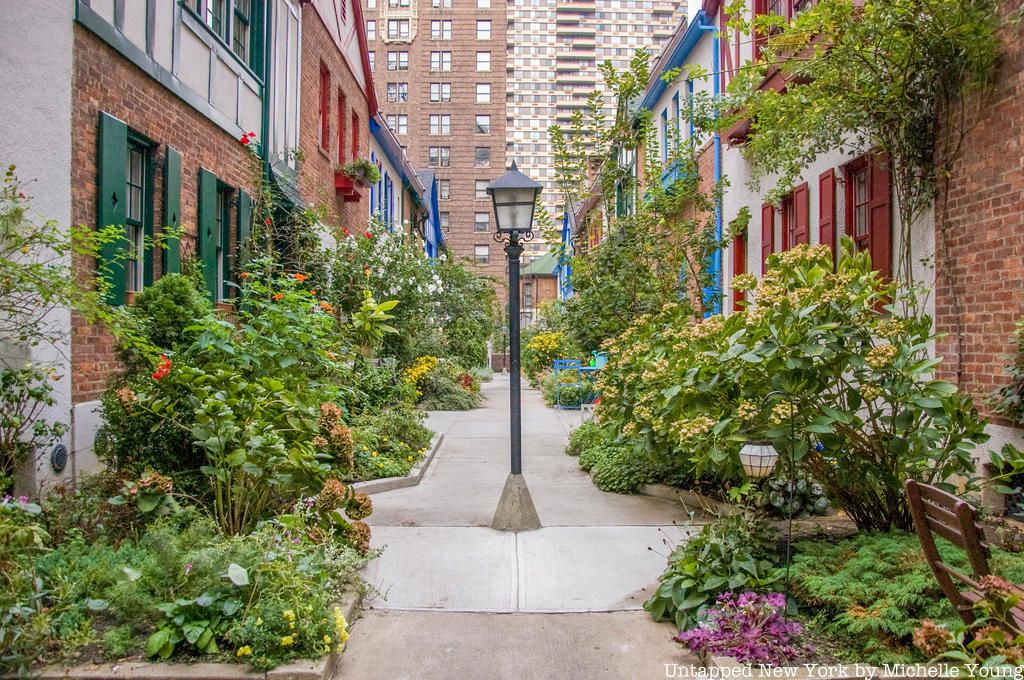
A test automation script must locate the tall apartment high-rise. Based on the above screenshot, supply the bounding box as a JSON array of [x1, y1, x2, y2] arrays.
[[507, 0, 687, 217], [363, 0, 508, 289]]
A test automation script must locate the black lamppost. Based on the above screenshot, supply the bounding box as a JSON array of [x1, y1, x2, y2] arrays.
[[487, 161, 542, 531]]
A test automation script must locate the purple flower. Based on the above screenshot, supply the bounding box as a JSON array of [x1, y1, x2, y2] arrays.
[[676, 591, 809, 665], [184, 562, 193, 574], [814, 442, 825, 453], [17, 495, 28, 505]]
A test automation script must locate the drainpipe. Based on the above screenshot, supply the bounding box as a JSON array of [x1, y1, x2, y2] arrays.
[[260, 1, 273, 185], [698, 18, 722, 317]]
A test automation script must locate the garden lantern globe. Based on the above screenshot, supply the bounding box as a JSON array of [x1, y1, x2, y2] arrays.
[[738, 441, 779, 479], [486, 161, 542, 234]]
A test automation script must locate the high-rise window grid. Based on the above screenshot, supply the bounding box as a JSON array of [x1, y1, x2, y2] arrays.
[[429, 114, 452, 135]]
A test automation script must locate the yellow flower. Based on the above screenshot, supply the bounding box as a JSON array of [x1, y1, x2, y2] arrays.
[[323, 635, 332, 645], [280, 635, 294, 647], [255, 617, 263, 626], [289, 621, 295, 630], [283, 610, 296, 622], [371, 451, 378, 458], [383, 437, 388, 442], [407, 456, 413, 462], [236, 646, 252, 657], [378, 463, 384, 469]]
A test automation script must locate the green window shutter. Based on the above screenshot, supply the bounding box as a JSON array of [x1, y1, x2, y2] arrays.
[[97, 112, 128, 305], [197, 168, 219, 300], [237, 188, 252, 267], [163, 146, 182, 275]]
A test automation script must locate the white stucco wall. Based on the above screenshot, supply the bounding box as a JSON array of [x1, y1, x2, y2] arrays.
[[0, 2, 76, 492]]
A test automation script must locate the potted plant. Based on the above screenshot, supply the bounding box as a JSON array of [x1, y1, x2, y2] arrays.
[[339, 158, 381, 188]]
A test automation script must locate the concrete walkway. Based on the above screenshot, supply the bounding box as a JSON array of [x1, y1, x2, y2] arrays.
[[336, 376, 700, 679]]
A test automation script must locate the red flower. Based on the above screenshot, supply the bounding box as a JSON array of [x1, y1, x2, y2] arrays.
[[342, 228, 351, 237], [240, 134, 251, 145], [364, 230, 373, 239], [248, 131, 256, 136], [152, 354, 172, 381], [264, 217, 272, 226]]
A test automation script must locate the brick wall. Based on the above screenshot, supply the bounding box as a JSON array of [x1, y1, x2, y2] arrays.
[[934, 7, 1024, 425], [298, 5, 371, 233], [71, 25, 259, 403]]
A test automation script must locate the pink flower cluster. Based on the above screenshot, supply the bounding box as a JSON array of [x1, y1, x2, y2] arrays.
[[676, 591, 808, 665]]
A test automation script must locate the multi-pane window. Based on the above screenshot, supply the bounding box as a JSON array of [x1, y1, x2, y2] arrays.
[[476, 20, 491, 40], [430, 82, 452, 102], [386, 82, 409, 102], [851, 166, 869, 243], [214, 182, 233, 301], [474, 245, 490, 264], [430, 51, 452, 72], [474, 147, 491, 168], [474, 212, 489, 232], [439, 212, 450, 230], [478, 0, 490, 6], [476, 83, 491, 103], [387, 19, 410, 40], [431, 20, 452, 40], [432, 0, 452, 7], [428, 147, 451, 167], [429, 114, 452, 135], [231, 0, 251, 61], [366, 20, 376, 41], [386, 114, 408, 134], [190, 0, 257, 69], [388, 0, 411, 7], [475, 180, 489, 200], [125, 141, 150, 293], [368, 52, 375, 71], [438, 179, 451, 200], [475, 114, 491, 134], [476, 52, 491, 72], [387, 51, 409, 70]]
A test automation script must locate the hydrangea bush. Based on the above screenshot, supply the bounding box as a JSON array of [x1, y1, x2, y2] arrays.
[[597, 239, 987, 531]]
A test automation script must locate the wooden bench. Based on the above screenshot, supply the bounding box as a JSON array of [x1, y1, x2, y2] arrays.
[[905, 479, 1024, 632]]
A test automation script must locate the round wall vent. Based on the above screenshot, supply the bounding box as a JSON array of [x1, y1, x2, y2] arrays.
[[50, 443, 69, 473]]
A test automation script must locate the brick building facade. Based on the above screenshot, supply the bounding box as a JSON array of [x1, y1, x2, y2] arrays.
[[362, 0, 508, 297], [299, 1, 373, 232], [71, 26, 261, 404], [934, 8, 1024, 427]]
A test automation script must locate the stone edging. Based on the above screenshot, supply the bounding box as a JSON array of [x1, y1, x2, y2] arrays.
[[639, 483, 733, 516], [707, 655, 955, 680], [10, 591, 364, 680], [349, 431, 445, 495]]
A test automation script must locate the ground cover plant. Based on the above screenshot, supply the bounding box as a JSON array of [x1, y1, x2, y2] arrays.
[[403, 355, 483, 411]]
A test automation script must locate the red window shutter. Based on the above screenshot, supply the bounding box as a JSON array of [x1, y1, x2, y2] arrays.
[[319, 64, 330, 150], [337, 93, 346, 164], [818, 169, 836, 263], [351, 113, 360, 161], [732, 232, 747, 312], [760, 202, 774, 274], [868, 154, 892, 278], [792, 182, 809, 245]]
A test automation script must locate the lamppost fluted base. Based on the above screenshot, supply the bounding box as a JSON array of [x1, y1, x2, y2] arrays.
[[491, 473, 541, 531]]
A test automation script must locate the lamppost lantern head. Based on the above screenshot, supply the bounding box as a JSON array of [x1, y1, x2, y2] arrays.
[[487, 161, 542, 235], [738, 441, 779, 480]]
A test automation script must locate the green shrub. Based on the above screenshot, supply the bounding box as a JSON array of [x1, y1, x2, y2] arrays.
[[102, 624, 137, 659], [785, 531, 1024, 664], [645, 510, 779, 630], [121, 272, 212, 358], [414, 359, 483, 411], [94, 376, 206, 498], [351, 405, 432, 480], [590, 445, 649, 494], [567, 421, 605, 457]]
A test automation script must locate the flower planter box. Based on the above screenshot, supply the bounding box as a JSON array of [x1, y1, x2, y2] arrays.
[[333, 172, 362, 203]]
